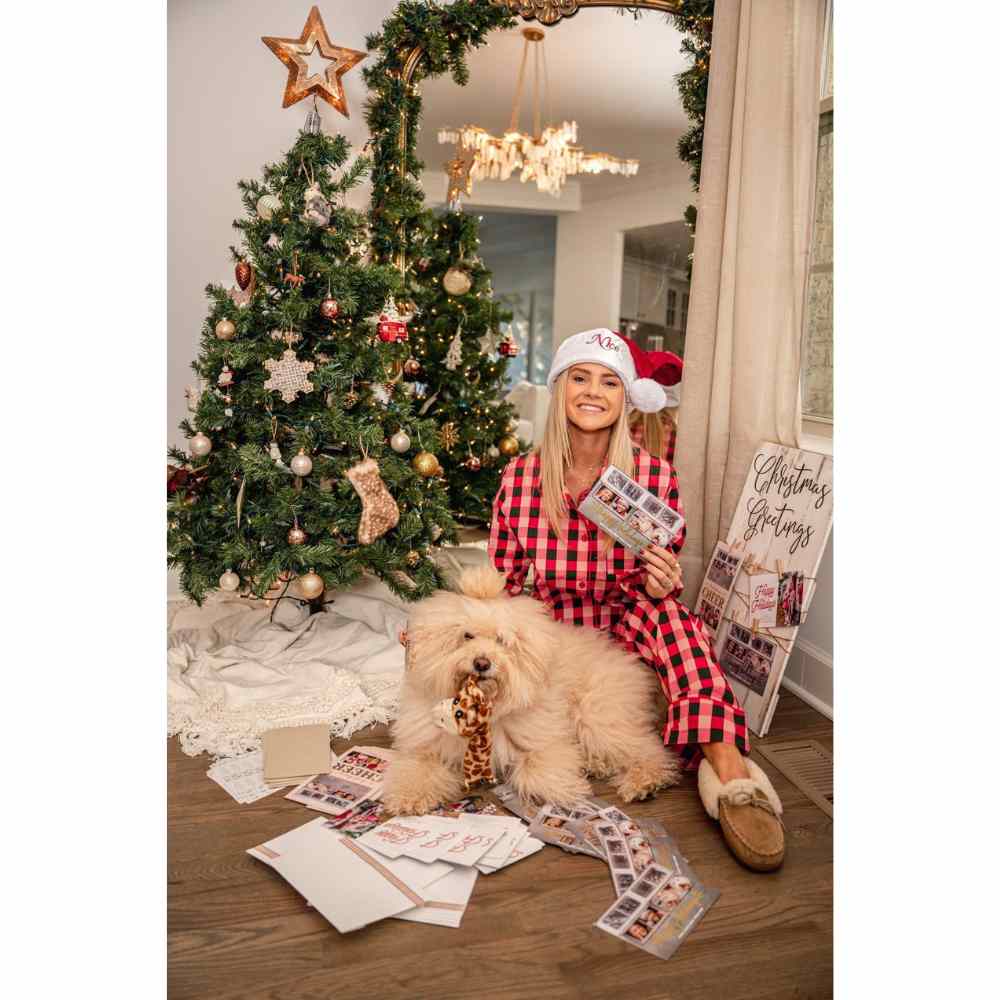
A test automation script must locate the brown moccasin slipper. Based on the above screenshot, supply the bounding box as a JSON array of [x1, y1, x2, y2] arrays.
[[698, 758, 785, 872]]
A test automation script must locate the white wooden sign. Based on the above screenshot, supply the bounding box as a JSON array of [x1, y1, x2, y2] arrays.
[[713, 443, 833, 736]]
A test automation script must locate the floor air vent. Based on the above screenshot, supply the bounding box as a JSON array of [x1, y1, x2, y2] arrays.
[[754, 739, 833, 818]]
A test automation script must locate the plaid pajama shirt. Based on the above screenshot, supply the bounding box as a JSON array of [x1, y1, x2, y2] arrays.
[[488, 447, 748, 766]]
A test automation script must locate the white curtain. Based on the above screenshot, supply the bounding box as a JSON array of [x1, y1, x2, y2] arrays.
[[675, 0, 826, 598]]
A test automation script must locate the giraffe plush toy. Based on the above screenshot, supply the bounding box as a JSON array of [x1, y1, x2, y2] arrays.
[[432, 675, 495, 790]]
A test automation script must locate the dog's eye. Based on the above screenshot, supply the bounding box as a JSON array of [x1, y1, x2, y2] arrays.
[[454, 710, 464, 719], [463, 632, 474, 640], [452, 697, 460, 705]]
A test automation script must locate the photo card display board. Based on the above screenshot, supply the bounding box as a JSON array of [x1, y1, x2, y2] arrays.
[[712, 443, 833, 736]]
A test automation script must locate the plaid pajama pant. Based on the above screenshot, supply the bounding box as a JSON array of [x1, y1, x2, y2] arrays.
[[489, 448, 748, 768]]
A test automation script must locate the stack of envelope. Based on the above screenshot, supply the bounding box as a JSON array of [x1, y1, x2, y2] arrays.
[[248, 811, 543, 931]]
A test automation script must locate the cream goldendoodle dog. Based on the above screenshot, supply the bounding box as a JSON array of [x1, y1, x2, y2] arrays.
[[382, 566, 680, 815]]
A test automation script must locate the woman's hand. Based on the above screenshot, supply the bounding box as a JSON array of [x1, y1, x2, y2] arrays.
[[639, 544, 683, 599]]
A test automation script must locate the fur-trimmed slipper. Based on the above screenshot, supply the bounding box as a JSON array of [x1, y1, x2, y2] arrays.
[[698, 758, 785, 872]]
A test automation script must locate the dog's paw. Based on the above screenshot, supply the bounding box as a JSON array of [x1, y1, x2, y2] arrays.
[[615, 751, 681, 803], [381, 787, 446, 818]]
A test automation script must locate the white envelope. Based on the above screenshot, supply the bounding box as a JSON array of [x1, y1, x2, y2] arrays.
[[478, 835, 545, 874], [474, 817, 529, 868], [247, 818, 451, 933], [393, 866, 479, 928]]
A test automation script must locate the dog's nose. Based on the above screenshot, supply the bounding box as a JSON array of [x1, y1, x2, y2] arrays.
[[473, 657, 491, 673]]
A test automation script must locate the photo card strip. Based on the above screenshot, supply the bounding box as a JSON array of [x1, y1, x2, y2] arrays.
[[594, 863, 721, 962], [579, 466, 685, 554], [694, 541, 745, 640]]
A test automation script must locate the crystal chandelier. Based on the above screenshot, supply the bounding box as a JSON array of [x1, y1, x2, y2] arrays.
[[438, 27, 638, 198]]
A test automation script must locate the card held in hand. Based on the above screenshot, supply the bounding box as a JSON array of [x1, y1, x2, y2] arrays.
[[579, 465, 684, 553]]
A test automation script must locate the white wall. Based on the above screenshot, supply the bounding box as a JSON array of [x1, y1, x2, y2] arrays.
[[551, 160, 692, 347], [168, 0, 397, 453]]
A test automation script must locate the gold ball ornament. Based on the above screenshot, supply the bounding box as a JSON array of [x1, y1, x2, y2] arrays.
[[287, 525, 307, 545], [498, 435, 520, 457], [219, 569, 241, 592], [290, 450, 313, 476], [215, 318, 236, 341], [256, 194, 281, 220], [190, 432, 212, 457], [406, 550, 421, 568], [442, 266, 472, 296], [412, 451, 438, 478], [296, 571, 325, 600]]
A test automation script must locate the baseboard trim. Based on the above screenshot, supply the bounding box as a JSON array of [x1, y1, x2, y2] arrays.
[[780, 676, 832, 720]]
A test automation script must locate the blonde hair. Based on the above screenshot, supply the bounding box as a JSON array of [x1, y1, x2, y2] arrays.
[[629, 408, 678, 460], [536, 373, 636, 540]]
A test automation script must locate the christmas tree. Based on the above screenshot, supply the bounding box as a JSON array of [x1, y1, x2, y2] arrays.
[[168, 127, 457, 606], [403, 208, 522, 524]]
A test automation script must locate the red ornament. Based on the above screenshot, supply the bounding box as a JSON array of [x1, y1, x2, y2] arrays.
[[235, 260, 253, 290], [377, 314, 407, 343], [499, 338, 519, 357], [464, 456, 482, 471], [320, 297, 339, 319], [403, 358, 422, 377]]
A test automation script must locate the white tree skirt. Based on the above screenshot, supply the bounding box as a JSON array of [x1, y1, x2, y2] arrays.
[[168, 577, 412, 759]]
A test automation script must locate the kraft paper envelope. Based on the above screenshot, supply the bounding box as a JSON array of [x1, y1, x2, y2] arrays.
[[261, 724, 331, 784], [248, 818, 452, 933]]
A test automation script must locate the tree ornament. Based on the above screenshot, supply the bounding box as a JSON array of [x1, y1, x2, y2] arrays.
[[440, 422, 459, 451], [406, 550, 421, 568], [320, 296, 340, 319], [376, 295, 409, 343], [304, 97, 323, 134], [287, 521, 307, 545], [215, 318, 236, 341], [371, 383, 391, 408], [235, 260, 253, 290], [412, 451, 438, 478], [416, 256, 431, 271], [190, 432, 212, 457], [290, 449, 313, 477], [390, 430, 411, 453], [217, 365, 234, 388], [445, 325, 464, 371], [219, 569, 241, 592], [499, 331, 520, 357], [228, 284, 252, 309], [256, 194, 281, 220], [343, 389, 359, 409], [296, 570, 325, 600], [263, 348, 315, 403], [443, 266, 472, 296], [498, 435, 519, 457], [302, 181, 332, 227], [266, 233, 281, 250], [488, 445, 501, 460], [282, 252, 305, 288], [270, 328, 302, 344], [185, 384, 202, 413], [345, 457, 400, 545], [261, 5, 366, 115], [465, 455, 482, 471], [396, 299, 417, 321], [403, 358, 422, 377]]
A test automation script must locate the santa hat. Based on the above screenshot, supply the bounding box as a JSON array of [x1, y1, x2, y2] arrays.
[[547, 329, 680, 413], [644, 348, 683, 408]]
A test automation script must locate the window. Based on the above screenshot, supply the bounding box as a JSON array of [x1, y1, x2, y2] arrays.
[[666, 289, 677, 328], [647, 334, 664, 351], [681, 292, 689, 331]]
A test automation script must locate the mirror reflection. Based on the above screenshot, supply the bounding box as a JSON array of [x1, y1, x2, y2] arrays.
[[415, 9, 693, 399]]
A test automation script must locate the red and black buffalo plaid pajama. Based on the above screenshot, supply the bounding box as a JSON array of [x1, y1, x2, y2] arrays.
[[488, 447, 748, 767]]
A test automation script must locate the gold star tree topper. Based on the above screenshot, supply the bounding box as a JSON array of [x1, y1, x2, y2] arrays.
[[262, 6, 366, 115]]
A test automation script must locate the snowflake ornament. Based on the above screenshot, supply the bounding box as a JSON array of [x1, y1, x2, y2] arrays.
[[263, 349, 315, 403]]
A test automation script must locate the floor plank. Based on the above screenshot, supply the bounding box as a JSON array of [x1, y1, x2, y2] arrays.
[[168, 693, 832, 999]]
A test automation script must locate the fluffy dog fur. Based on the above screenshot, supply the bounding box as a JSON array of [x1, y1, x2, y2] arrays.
[[383, 566, 681, 815]]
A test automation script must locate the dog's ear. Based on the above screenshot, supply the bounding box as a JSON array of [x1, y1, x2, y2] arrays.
[[501, 600, 556, 710], [457, 565, 507, 600]]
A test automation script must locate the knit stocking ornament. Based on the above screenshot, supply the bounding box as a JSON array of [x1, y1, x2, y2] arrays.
[[344, 457, 400, 544]]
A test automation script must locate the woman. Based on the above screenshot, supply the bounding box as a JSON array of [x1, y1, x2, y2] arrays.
[[489, 329, 785, 871]]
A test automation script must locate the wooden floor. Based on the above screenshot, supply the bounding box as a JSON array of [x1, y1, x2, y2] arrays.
[[169, 694, 832, 1000]]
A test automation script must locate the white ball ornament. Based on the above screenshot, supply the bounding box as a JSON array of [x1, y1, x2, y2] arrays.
[[442, 266, 472, 296], [219, 569, 240, 592], [390, 430, 411, 454], [190, 432, 212, 457], [290, 450, 313, 477], [256, 194, 281, 221]]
